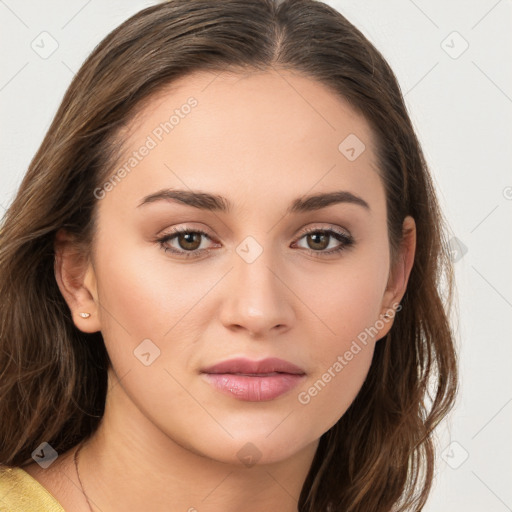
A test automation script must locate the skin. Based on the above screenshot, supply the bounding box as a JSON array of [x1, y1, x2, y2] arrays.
[[24, 68, 415, 511]]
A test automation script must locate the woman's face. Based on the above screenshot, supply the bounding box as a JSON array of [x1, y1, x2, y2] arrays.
[[76, 69, 413, 465]]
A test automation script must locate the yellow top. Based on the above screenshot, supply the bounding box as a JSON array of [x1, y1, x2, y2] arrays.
[[0, 466, 65, 512]]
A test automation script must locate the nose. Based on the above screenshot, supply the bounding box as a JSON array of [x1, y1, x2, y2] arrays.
[[219, 247, 295, 338]]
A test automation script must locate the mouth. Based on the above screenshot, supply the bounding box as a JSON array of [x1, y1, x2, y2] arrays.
[[200, 357, 306, 402]]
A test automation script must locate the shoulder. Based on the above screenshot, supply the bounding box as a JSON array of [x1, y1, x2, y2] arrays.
[[0, 465, 65, 512]]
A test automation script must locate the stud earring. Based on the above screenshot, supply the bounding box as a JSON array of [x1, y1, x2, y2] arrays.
[[79, 312, 91, 318]]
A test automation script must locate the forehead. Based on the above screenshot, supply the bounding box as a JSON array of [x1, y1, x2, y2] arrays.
[[100, 68, 385, 218]]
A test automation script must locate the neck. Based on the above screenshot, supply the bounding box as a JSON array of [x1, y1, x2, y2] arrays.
[[79, 371, 318, 512]]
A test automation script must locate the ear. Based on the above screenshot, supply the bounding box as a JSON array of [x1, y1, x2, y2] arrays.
[[54, 228, 101, 333], [376, 216, 416, 338]]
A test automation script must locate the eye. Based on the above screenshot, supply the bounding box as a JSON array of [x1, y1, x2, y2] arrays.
[[156, 225, 354, 260], [156, 227, 218, 259], [293, 227, 354, 256]]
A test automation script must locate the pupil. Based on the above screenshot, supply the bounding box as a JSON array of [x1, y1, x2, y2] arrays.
[[309, 232, 328, 250], [181, 233, 200, 250]]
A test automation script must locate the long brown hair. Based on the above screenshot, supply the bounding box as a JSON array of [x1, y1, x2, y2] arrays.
[[0, 1, 457, 510]]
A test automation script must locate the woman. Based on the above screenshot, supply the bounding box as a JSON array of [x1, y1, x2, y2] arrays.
[[0, 0, 457, 510]]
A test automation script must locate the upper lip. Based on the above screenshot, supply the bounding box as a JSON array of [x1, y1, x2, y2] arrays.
[[201, 357, 306, 375]]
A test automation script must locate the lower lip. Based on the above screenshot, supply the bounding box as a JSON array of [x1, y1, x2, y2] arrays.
[[202, 373, 305, 401]]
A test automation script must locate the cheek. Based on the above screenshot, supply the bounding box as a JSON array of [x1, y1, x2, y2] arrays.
[[94, 239, 215, 343], [299, 255, 388, 352], [297, 275, 380, 435], [291, 255, 387, 429], [296, 339, 375, 432]]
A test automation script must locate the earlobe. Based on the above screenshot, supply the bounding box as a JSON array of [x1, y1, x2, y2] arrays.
[[383, 216, 416, 311], [54, 228, 101, 333], [375, 216, 416, 342], [371, 217, 416, 343]]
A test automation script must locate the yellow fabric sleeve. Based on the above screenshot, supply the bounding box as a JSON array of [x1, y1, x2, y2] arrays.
[[0, 466, 65, 512]]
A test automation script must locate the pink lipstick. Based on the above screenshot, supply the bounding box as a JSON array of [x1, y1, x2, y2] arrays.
[[201, 357, 306, 402]]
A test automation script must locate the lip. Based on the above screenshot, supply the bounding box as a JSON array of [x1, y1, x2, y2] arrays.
[[201, 357, 306, 402]]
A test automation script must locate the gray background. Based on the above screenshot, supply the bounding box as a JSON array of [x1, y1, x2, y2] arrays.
[[1, 1, 511, 510]]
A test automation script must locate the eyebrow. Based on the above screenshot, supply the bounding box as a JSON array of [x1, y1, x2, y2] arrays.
[[137, 188, 370, 214]]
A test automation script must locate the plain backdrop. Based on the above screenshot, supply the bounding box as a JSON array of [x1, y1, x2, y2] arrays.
[[1, 1, 511, 511]]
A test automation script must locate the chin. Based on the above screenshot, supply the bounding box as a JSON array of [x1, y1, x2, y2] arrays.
[[199, 430, 316, 468]]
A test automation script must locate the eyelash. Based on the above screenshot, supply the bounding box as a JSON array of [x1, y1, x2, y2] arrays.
[[156, 226, 354, 260]]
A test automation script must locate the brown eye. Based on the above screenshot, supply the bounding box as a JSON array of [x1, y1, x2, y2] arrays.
[[157, 228, 215, 259], [294, 228, 354, 256], [306, 231, 330, 251], [176, 232, 202, 251]]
